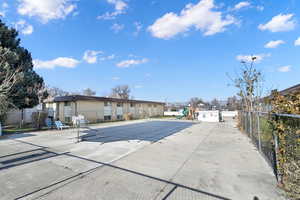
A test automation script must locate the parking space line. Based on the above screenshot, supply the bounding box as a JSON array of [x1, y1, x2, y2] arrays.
[[161, 185, 178, 200]]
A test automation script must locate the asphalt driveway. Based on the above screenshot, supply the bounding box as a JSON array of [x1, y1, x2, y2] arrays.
[[0, 119, 285, 200]]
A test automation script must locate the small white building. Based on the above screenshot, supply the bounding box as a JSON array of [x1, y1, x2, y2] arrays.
[[221, 111, 238, 118], [197, 110, 220, 122]]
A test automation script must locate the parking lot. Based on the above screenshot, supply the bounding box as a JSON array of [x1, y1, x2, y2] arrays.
[[0, 119, 285, 200]]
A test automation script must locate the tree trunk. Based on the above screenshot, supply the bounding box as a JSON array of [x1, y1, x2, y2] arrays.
[[20, 109, 24, 128], [0, 122, 2, 136], [37, 111, 41, 130]]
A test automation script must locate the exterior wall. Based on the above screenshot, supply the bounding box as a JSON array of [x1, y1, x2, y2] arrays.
[[57, 102, 64, 121], [111, 102, 118, 121], [55, 101, 76, 122], [76, 100, 104, 123], [55, 99, 164, 123]]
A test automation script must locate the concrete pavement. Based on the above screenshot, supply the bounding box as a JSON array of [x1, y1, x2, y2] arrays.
[[0, 119, 285, 200]]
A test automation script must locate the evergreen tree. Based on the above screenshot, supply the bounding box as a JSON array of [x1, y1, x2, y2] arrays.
[[0, 19, 45, 114]]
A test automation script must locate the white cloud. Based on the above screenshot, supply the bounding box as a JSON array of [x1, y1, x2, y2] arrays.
[[111, 23, 124, 33], [258, 14, 296, 32], [128, 54, 138, 58], [133, 22, 143, 36], [117, 58, 149, 68], [148, 0, 237, 39], [2, 2, 8, 9], [15, 20, 34, 35], [83, 51, 115, 63], [0, 11, 5, 17], [232, 1, 251, 11], [236, 54, 271, 63], [256, 6, 264, 11], [264, 40, 285, 48], [100, 54, 115, 61], [18, 0, 77, 23], [278, 65, 291, 72], [33, 57, 80, 69], [97, 0, 127, 20], [83, 50, 103, 64], [108, 0, 127, 11], [0, 2, 9, 17], [294, 37, 300, 46], [112, 76, 120, 80]]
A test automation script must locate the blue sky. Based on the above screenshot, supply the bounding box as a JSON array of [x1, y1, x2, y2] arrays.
[[1, 0, 299, 102]]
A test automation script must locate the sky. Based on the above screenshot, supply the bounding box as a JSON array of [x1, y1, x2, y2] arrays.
[[1, 0, 300, 102]]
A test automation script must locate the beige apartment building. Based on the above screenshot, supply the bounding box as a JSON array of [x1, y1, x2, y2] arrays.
[[45, 95, 165, 123]]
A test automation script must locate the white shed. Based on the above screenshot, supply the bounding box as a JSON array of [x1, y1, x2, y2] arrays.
[[197, 110, 220, 122], [221, 111, 238, 118]]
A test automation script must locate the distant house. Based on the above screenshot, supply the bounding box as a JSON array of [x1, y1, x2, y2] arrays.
[[278, 83, 300, 95], [44, 95, 165, 123], [262, 83, 300, 112]]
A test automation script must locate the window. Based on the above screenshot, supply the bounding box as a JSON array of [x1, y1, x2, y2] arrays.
[[117, 115, 123, 120], [117, 103, 123, 107], [148, 104, 152, 108], [154, 104, 157, 108], [64, 102, 71, 106], [104, 101, 111, 106], [65, 117, 71, 122], [130, 103, 135, 107], [104, 116, 111, 121]]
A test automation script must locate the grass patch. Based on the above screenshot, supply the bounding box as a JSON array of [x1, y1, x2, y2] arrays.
[[2, 127, 49, 135]]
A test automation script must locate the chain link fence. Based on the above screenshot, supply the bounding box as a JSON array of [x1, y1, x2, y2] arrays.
[[239, 111, 278, 177], [239, 111, 300, 199]]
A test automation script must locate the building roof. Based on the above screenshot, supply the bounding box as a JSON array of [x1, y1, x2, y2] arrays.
[[279, 83, 300, 96], [52, 95, 165, 105]]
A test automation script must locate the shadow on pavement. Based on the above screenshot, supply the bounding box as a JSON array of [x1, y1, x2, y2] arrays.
[[13, 145, 231, 200], [0, 149, 65, 171], [3, 133, 36, 140]]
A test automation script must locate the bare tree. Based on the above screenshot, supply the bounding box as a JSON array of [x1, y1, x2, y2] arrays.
[[110, 85, 131, 99], [226, 96, 241, 111], [0, 68, 19, 122], [46, 87, 70, 98], [0, 48, 21, 122], [211, 98, 221, 110], [82, 88, 96, 96], [189, 97, 204, 119], [189, 97, 204, 109], [228, 56, 264, 112]]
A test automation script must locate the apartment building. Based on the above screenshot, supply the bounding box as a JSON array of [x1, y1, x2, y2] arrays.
[[45, 95, 165, 123]]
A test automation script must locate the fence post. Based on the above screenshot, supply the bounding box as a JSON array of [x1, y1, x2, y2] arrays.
[[273, 133, 282, 183], [249, 111, 252, 138], [257, 112, 262, 152]]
